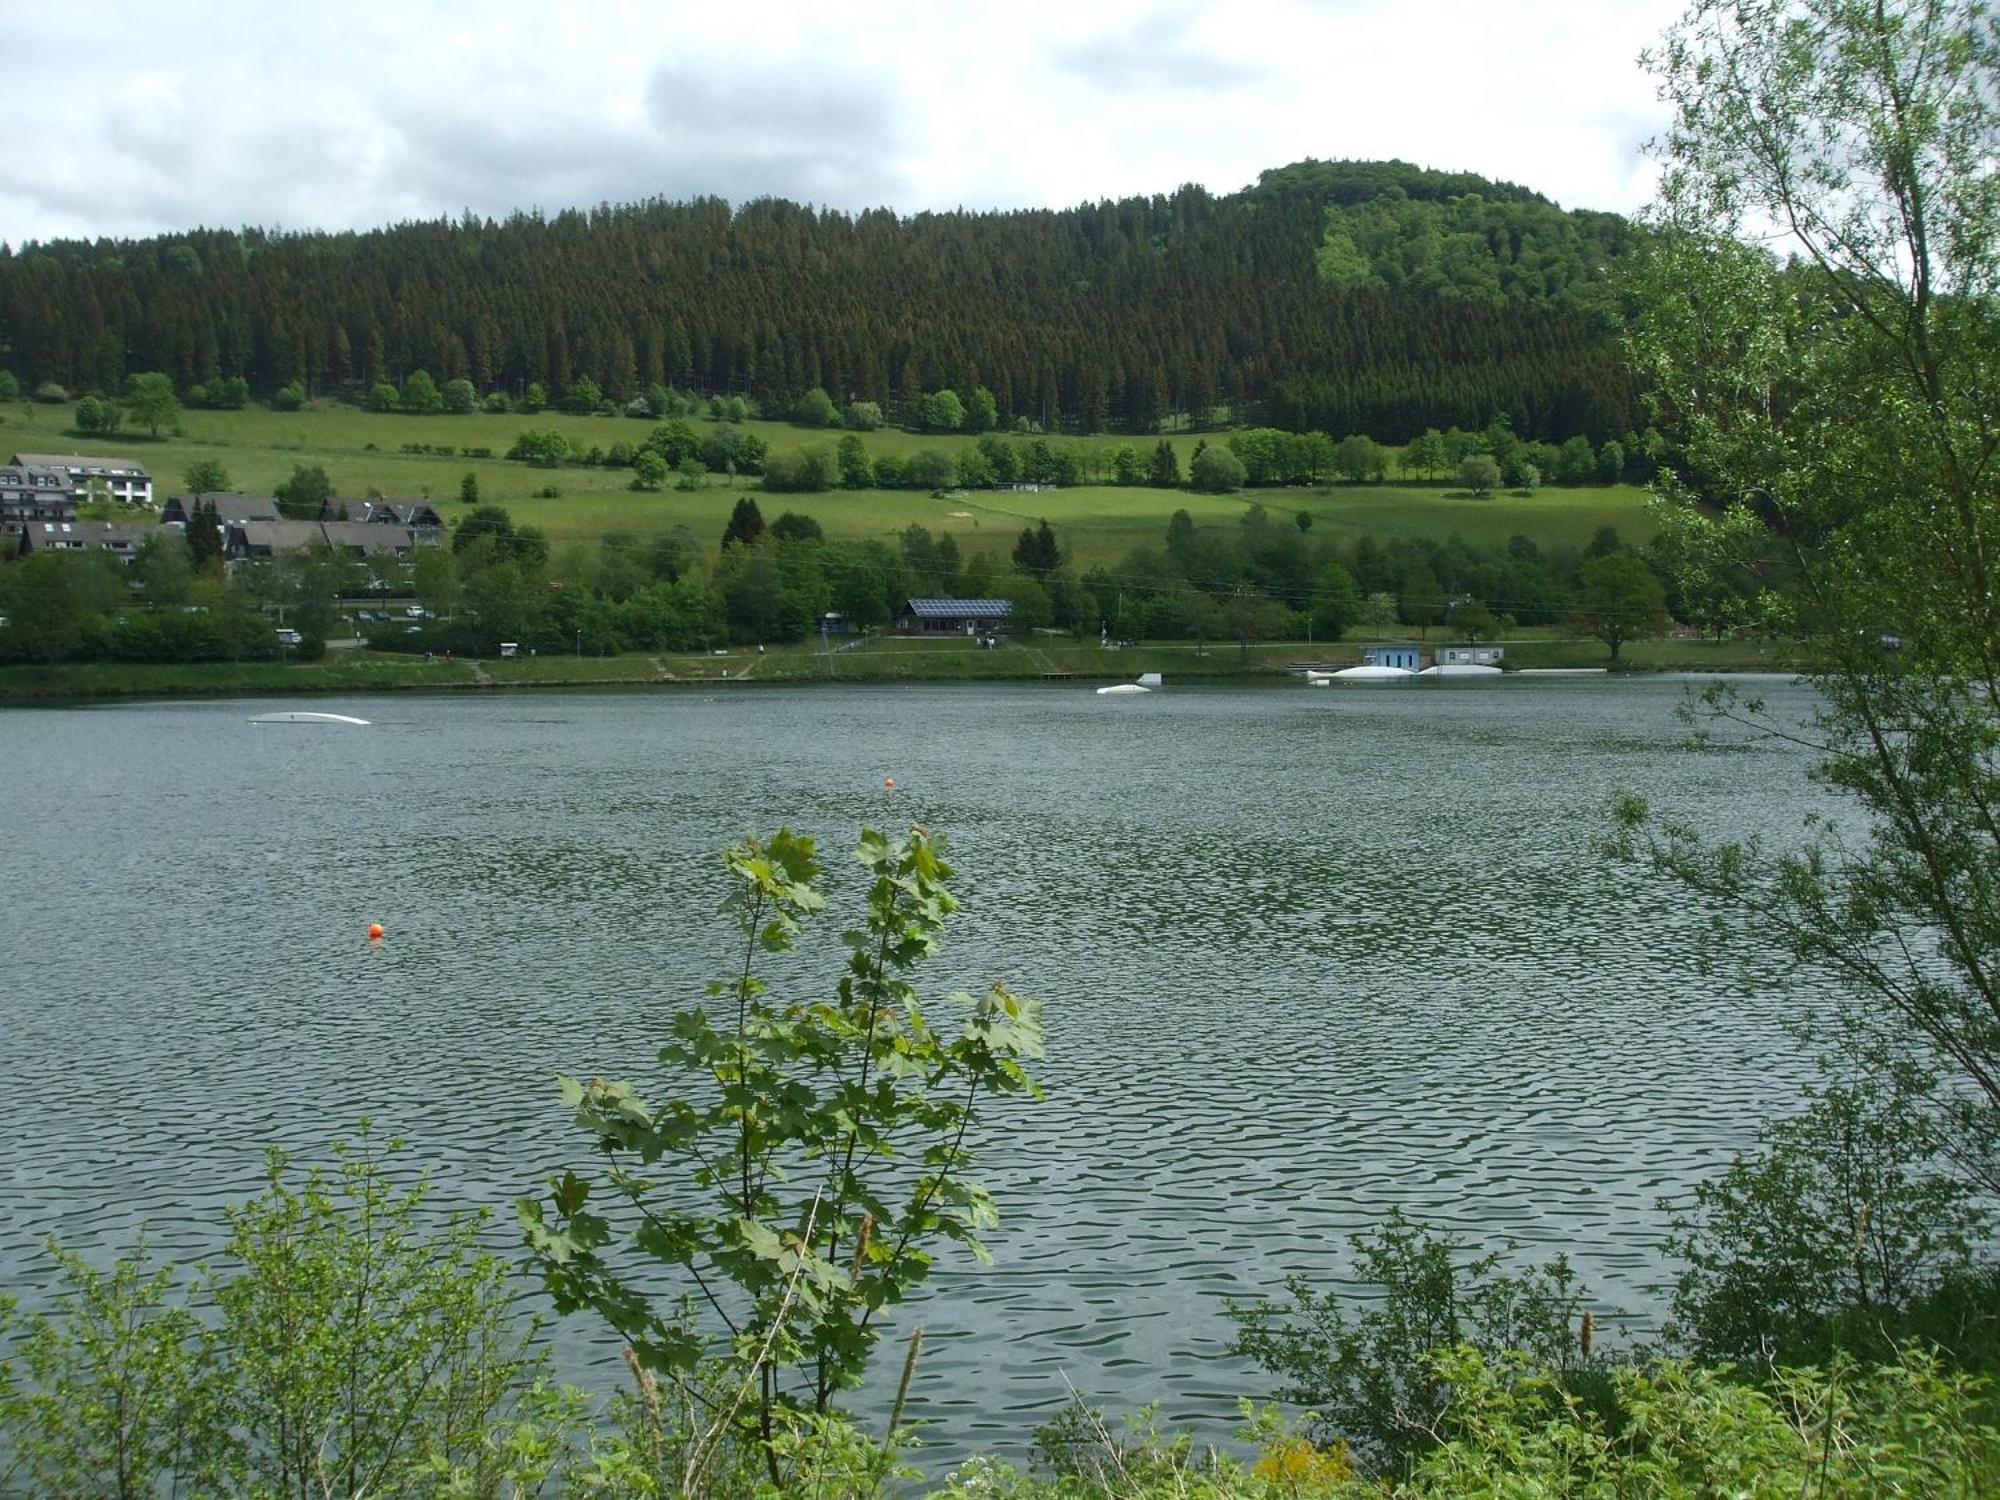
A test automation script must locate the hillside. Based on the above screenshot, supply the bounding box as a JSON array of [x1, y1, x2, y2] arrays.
[[0, 160, 1640, 443]]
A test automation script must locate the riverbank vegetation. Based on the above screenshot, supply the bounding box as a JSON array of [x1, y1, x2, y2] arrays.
[[0, 476, 1698, 676]]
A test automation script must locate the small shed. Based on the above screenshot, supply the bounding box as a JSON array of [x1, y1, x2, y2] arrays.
[[895, 598, 1015, 636], [1363, 644, 1422, 673], [1437, 644, 1504, 666]]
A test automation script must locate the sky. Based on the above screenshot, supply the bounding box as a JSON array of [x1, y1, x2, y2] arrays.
[[2, 0, 1689, 245]]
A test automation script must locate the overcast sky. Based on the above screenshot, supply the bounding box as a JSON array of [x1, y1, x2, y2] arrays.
[[2, 0, 1688, 245]]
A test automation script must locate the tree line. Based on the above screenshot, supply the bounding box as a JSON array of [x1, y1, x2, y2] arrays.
[[0, 160, 1639, 443]]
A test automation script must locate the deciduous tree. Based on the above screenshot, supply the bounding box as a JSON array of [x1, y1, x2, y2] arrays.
[[1619, 0, 2000, 1192], [123, 372, 179, 436], [1571, 552, 1667, 660]]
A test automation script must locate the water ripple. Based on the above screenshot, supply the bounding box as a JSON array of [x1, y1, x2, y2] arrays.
[[0, 681, 1827, 1465]]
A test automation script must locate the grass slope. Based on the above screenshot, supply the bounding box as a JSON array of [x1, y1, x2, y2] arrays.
[[1, 402, 1655, 564]]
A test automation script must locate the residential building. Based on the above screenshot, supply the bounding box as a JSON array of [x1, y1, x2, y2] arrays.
[[159, 492, 282, 528], [0, 465, 77, 525], [16, 520, 154, 562], [317, 498, 445, 530], [224, 520, 430, 561], [10, 453, 154, 506]]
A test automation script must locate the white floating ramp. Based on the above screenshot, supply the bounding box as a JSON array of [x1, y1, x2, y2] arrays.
[[1095, 683, 1150, 696], [249, 711, 371, 725], [1417, 663, 1504, 677], [1320, 664, 1416, 682]]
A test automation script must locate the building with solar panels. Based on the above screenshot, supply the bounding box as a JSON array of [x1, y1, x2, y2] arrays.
[[895, 598, 1015, 636]]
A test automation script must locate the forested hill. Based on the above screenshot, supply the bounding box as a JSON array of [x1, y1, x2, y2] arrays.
[[0, 159, 1641, 442]]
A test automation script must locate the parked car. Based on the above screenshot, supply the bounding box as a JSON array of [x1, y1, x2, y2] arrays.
[[275, 628, 302, 646]]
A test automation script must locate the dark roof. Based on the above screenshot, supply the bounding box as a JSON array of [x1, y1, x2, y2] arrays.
[[318, 520, 421, 554], [228, 519, 423, 556], [166, 491, 282, 524], [12, 453, 152, 478], [903, 597, 1015, 618], [19, 520, 154, 552], [318, 498, 444, 527], [0, 467, 73, 497], [229, 520, 323, 551]]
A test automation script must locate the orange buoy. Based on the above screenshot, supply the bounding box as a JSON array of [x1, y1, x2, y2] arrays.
[[884, 778, 896, 790], [367, 922, 384, 941]]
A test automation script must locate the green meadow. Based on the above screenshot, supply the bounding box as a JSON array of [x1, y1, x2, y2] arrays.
[[0, 401, 1656, 565]]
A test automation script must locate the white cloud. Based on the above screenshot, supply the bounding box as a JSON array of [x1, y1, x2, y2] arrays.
[[0, 0, 1684, 244]]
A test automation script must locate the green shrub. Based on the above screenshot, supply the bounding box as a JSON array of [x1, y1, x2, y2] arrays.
[[522, 826, 1045, 1485], [1229, 1208, 1601, 1478], [0, 1130, 552, 1499], [1662, 1032, 1995, 1369]]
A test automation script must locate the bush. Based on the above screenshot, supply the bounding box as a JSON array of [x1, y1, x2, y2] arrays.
[[507, 428, 571, 466], [400, 370, 443, 415], [630, 450, 668, 490], [0, 1131, 553, 1499], [562, 375, 603, 415], [1404, 1346, 2000, 1497], [914, 388, 965, 432], [1661, 1029, 1995, 1368], [761, 446, 835, 492], [441, 377, 476, 414], [793, 386, 839, 427], [1229, 1208, 1601, 1478], [72, 395, 121, 435], [32, 382, 70, 404], [1190, 446, 1247, 493], [267, 380, 306, 411], [481, 390, 511, 414], [842, 400, 884, 431]]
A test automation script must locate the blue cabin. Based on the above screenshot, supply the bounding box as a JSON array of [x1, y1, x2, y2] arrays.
[[1363, 644, 1421, 672]]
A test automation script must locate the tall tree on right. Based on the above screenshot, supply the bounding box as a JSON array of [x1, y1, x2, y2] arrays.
[[1623, 0, 2000, 1186]]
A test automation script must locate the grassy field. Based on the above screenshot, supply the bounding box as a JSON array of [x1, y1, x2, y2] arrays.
[[0, 401, 1656, 565], [0, 656, 482, 700]]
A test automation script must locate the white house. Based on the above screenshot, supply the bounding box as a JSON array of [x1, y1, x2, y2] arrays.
[[11, 452, 155, 507]]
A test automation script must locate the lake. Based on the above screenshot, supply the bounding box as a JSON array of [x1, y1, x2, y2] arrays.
[[0, 678, 1824, 1461]]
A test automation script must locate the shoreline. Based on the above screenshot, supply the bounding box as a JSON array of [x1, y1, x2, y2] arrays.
[[0, 638, 1807, 704]]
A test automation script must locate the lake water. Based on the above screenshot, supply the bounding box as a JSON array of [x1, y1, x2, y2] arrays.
[[0, 679, 1825, 1462]]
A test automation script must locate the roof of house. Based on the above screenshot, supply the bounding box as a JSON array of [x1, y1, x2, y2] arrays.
[[903, 597, 1015, 618], [318, 498, 444, 527], [228, 519, 422, 555], [0, 466, 73, 491], [11, 453, 152, 478], [228, 520, 329, 552], [170, 491, 283, 524], [20, 520, 154, 550], [318, 520, 420, 553]]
